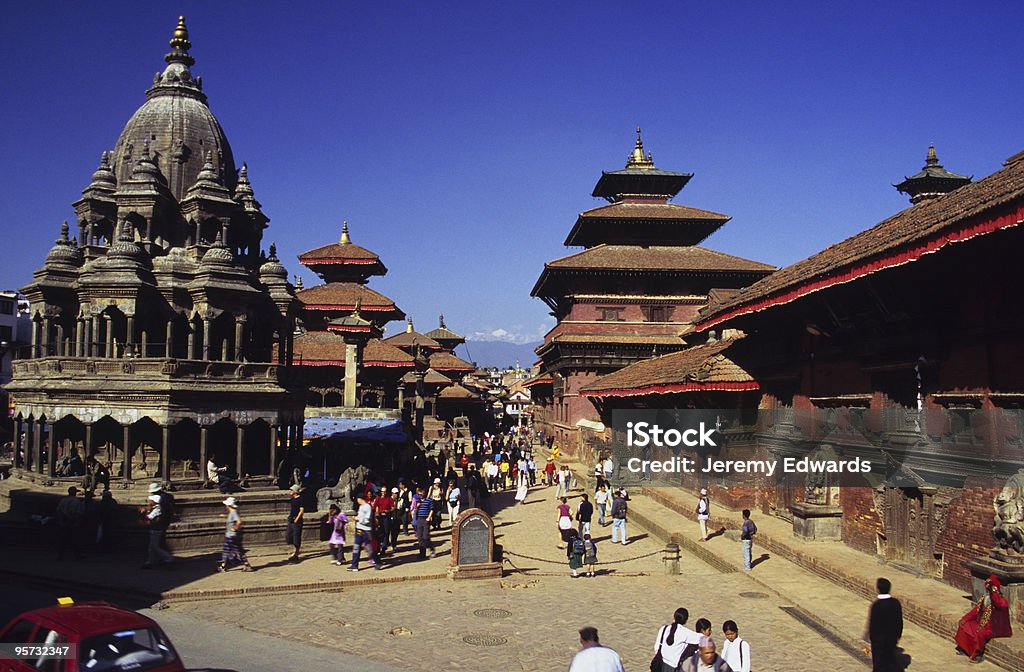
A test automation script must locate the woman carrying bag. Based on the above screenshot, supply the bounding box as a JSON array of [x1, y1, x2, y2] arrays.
[[652, 608, 702, 672]]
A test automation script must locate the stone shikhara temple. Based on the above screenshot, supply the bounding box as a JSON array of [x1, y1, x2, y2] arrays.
[[8, 18, 303, 486]]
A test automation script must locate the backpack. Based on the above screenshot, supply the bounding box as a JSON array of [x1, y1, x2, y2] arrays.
[[159, 491, 178, 523], [572, 537, 585, 555]]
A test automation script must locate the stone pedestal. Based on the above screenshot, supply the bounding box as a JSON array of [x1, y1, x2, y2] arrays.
[[964, 550, 1024, 625], [790, 502, 843, 541], [449, 508, 502, 579]]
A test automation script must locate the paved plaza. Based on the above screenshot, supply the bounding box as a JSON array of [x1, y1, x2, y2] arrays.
[[0, 466, 1015, 671]]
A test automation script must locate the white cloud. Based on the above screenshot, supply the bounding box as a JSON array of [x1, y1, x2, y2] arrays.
[[466, 319, 554, 345]]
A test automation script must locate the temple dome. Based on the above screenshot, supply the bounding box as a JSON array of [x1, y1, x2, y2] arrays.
[[110, 17, 236, 203], [259, 243, 289, 282], [44, 222, 83, 267]]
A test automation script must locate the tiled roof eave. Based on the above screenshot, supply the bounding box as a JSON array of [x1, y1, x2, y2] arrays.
[[699, 203, 1024, 331], [582, 381, 760, 398]]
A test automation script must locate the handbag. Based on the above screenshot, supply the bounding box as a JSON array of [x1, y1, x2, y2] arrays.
[[650, 625, 666, 672], [319, 515, 333, 542]]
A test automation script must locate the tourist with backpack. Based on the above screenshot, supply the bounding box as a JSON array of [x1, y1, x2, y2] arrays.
[[583, 533, 598, 577], [566, 528, 585, 577]]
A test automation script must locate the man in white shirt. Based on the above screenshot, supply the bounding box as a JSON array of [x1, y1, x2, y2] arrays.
[[720, 620, 750, 672], [569, 626, 624, 672]]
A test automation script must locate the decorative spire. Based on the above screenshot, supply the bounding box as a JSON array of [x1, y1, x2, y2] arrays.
[[44, 221, 83, 267], [268, 242, 278, 259], [198, 151, 218, 180], [166, 16, 195, 67], [925, 144, 939, 167], [235, 162, 254, 198], [406, 316, 414, 333], [439, 313, 446, 329], [87, 151, 117, 191], [130, 140, 166, 184], [353, 298, 363, 319], [339, 221, 351, 245], [626, 126, 656, 169]]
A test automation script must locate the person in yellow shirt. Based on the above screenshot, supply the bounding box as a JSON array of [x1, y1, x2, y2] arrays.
[[499, 459, 510, 489]]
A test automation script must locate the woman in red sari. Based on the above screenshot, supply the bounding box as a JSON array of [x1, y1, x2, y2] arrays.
[[955, 574, 1012, 662]]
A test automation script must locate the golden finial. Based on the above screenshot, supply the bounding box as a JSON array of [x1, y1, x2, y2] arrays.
[[926, 144, 939, 166], [439, 313, 446, 328], [170, 16, 191, 51], [406, 316, 414, 333], [339, 221, 351, 245], [626, 126, 655, 169]]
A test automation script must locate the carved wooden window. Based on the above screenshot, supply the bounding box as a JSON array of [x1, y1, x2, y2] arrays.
[[597, 307, 623, 321], [642, 305, 674, 322]]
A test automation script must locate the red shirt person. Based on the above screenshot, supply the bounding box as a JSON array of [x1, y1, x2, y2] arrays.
[[955, 574, 1012, 661]]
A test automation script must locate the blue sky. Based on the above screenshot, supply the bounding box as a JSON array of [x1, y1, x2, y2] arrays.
[[2, 2, 1022, 345]]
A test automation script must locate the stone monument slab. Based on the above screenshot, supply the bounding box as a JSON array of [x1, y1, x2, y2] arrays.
[[449, 507, 501, 579]]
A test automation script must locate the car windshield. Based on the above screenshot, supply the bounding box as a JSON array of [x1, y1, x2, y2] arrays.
[[78, 627, 177, 671]]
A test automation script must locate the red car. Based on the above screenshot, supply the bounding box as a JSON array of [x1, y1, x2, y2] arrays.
[[0, 602, 184, 672]]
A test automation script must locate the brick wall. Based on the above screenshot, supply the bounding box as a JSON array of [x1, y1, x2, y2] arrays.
[[841, 483, 880, 556], [936, 479, 1002, 590]]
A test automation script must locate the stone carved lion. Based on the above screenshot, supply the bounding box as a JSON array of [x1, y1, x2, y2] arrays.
[[993, 469, 1024, 554], [316, 464, 369, 510]]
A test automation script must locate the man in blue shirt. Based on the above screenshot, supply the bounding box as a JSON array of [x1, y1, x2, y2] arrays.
[[412, 486, 435, 559]]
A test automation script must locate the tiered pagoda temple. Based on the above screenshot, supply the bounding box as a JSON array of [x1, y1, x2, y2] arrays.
[[7, 17, 302, 486], [293, 222, 411, 410], [531, 130, 774, 450]]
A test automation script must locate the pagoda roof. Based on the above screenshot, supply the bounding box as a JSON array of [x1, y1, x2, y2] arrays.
[[424, 314, 465, 343], [565, 200, 731, 247], [580, 337, 757, 398], [438, 383, 482, 401], [699, 149, 1024, 331], [591, 129, 693, 201], [298, 222, 388, 279], [542, 245, 774, 273], [895, 145, 971, 204], [297, 283, 402, 314], [429, 351, 476, 371], [363, 339, 416, 366], [383, 327, 443, 351], [541, 333, 688, 347], [400, 368, 453, 385], [292, 333, 413, 367]]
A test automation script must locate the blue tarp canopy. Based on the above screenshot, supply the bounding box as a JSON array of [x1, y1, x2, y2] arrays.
[[304, 416, 407, 443]]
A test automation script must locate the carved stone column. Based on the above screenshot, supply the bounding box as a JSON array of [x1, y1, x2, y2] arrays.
[[269, 424, 278, 479], [202, 318, 211, 360], [160, 425, 170, 483], [344, 342, 358, 408], [234, 318, 245, 361], [165, 319, 174, 359], [75, 318, 84, 357], [199, 425, 209, 486], [235, 424, 245, 478], [104, 315, 114, 358], [31, 418, 42, 474], [12, 420, 22, 468], [122, 424, 131, 481], [125, 314, 135, 351]]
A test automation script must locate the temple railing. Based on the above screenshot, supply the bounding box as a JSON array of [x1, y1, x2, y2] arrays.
[[11, 356, 289, 383]]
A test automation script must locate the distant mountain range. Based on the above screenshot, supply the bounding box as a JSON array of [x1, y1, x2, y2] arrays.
[[455, 341, 542, 370]]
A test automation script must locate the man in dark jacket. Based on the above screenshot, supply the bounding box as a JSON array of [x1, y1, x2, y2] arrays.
[[865, 577, 903, 672]]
